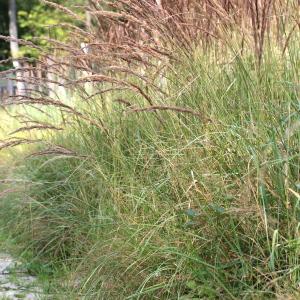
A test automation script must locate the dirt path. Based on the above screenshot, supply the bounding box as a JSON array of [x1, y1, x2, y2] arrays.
[[0, 253, 41, 300]]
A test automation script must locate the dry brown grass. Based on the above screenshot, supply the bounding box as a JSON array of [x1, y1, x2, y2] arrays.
[[0, 0, 298, 151]]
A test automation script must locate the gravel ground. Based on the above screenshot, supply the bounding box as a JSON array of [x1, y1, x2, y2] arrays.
[[0, 253, 42, 300]]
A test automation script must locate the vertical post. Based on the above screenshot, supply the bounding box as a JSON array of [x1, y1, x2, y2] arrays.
[[7, 78, 14, 96], [9, 0, 26, 96]]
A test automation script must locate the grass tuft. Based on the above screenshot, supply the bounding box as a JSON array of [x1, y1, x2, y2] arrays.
[[0, 1, 299, 299]]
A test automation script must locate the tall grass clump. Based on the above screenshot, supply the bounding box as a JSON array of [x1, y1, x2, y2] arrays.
[[0, 0, 299, 299]]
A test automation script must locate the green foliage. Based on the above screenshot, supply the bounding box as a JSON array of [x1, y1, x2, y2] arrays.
[[18, 2, 75, 57], [0, 0, 85, 59]]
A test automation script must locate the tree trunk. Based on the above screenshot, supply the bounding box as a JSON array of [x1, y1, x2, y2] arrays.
[[156, 0, 162, 9], [8, 0, 26, 95]]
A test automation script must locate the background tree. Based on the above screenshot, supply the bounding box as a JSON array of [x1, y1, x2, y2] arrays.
[[0, 0, 86, 61], [8, 0, 25, 95], [0, 0, 9, 63]]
